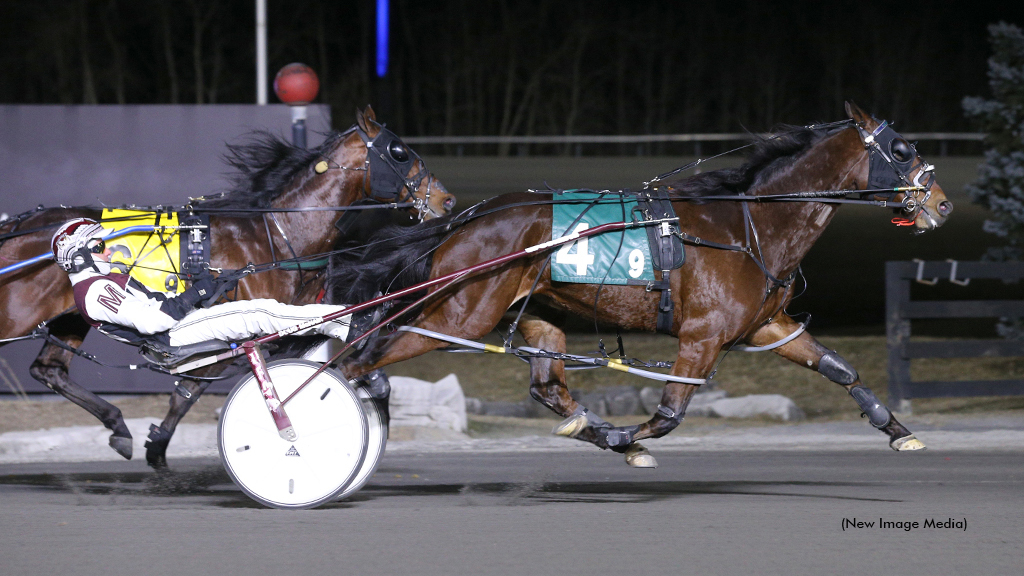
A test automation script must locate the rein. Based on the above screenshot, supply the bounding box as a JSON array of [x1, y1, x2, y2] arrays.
[[188, 203, 416, 214], [0, 201, 418, 245]]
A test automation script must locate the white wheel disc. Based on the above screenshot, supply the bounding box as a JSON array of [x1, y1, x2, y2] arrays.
[[218, 360, 368, 509], [338, 388, 388, 500]]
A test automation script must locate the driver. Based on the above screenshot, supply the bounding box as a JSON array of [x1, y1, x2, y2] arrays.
[[52, 218, 351, 348]]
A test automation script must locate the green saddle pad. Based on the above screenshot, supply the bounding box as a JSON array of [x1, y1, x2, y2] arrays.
[[550, 190, 655, 285]]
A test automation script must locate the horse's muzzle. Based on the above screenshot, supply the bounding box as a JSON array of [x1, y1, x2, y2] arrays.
[[914, 201, 952, 233]]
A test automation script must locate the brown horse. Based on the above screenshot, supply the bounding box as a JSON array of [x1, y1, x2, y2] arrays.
[[0, 106, 455, 466], [330, 103, 952, 465]]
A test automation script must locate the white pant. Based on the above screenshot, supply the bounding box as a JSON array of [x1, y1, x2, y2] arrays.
[[167, 299, 349, 347]]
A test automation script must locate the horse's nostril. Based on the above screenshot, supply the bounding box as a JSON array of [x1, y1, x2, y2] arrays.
[[938, 201, 953, 216], [443, 197, 456, 211]]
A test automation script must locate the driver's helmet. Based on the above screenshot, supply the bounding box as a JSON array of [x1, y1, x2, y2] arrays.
[[51, 218, 113, 272]]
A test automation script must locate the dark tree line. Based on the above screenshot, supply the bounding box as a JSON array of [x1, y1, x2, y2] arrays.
[[1, 0, 1021, 138]]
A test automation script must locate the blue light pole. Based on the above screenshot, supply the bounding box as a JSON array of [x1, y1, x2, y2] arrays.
[[373, 0, 394, 120], [376, 0, 389, 79]]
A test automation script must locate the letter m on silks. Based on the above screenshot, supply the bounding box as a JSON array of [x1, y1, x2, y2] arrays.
[[97, 284, 126, 313]]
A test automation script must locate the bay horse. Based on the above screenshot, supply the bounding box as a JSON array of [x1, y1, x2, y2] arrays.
[[329, 103, 952, 465], [0, 106, 455, 466]]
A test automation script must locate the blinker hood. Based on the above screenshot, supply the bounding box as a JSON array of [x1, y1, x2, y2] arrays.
[[866, 121, 916, 190], [367, 127, 417, 200]]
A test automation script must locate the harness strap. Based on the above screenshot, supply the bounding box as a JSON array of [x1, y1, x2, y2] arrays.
[[656, 404, 685, 424], [268, 212, 302, 274], [398, 326, 706, 385], [732, 322, 807, 352], [262, 214, 277, 264], [677, 232, 746, 251], [189, 203, 416, 214], [633, 188, 685, 335], [740, 196, 790, 288], [178, 213, 210, 279], [0, 332, 45, 345]]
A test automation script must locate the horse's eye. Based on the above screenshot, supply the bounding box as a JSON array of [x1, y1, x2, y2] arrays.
[[388, 141, 409, 162], [889, 138, 914, 163]]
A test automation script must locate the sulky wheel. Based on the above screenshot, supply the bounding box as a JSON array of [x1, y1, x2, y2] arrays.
[[338, 387, 388, 500], [218, 359, 368, 509]]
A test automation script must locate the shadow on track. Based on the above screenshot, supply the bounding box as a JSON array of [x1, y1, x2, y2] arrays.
[[0, 469, 901, 508]]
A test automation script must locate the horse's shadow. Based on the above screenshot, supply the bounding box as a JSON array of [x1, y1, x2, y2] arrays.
[[0, 468, 902, 509]]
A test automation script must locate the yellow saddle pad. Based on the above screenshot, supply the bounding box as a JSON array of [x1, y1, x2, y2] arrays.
[[101, 209, 185, 295]]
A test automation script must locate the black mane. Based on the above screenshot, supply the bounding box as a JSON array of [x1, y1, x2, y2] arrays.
[[196, 130, 348, 210], [325, 217, 453, 307], [666, 125, 829, 198]]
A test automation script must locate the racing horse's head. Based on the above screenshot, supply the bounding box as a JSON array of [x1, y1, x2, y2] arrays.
[[342, 105, 455, 221], [216, 106, 455, 222], [845, 101, 953, 234]]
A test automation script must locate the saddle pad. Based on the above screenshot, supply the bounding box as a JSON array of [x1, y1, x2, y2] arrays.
[[101, 209, 185, 295], [550, 190, 655, 285]]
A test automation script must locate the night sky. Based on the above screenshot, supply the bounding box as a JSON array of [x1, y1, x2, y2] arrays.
[[1, 0, 1022, 135]]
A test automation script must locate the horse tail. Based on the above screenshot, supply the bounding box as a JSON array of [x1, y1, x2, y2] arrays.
[[325, 215, 455, 307]]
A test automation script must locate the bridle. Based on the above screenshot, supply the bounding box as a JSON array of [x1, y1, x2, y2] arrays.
[[316, 123, 438, 222], [854, 119, 937, 228]]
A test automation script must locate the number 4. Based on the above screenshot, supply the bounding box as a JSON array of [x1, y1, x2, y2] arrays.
[[556, 223, 595, 276]]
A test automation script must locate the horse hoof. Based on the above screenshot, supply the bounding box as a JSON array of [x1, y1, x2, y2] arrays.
[[552, 414, 588, 438], [145, 442, 169, 469], [108, 435, 133, 460], [144, 424, 173, 468], [890, 434, 926, 452], [624, 443, 658, 468]]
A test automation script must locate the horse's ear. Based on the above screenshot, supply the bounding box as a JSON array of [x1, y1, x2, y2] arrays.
[[845, 101, 871, 125], [356, 105, 380, 138]]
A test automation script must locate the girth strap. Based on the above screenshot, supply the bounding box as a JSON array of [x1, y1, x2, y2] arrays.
[[634, 188, 685, 335], [636, 189, 685, 272]]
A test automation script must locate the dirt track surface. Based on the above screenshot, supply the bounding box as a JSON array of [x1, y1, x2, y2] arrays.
[[1, 449, 1021, 576]]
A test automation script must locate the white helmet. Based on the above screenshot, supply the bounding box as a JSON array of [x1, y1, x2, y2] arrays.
[[51, 218, 113, 272]]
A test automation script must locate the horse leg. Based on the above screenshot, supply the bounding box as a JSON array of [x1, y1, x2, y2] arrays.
[[610, 338, 724, 467], [511, 313, 637, 443], [342, 327, 456, 382], [748, 317, 924, 451], [28, 315, 134, 459], [514, 315, 580, 418], [145, 377, 209, 469], [516, 316, 637, 453], [552, 331, 723, 467]]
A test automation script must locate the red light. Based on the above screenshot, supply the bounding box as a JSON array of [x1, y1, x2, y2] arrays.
[[273, 63, 320, 105]]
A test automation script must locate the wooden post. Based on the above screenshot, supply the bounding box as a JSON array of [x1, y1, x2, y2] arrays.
[[885, 261, 913, 414]]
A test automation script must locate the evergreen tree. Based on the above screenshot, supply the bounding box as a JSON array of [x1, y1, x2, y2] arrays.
[[963, 23, 1024, 338], [963, 22, 1024, 261]]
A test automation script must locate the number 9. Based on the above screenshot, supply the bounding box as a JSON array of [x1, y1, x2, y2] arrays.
[[628, 249, 644, 278]]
